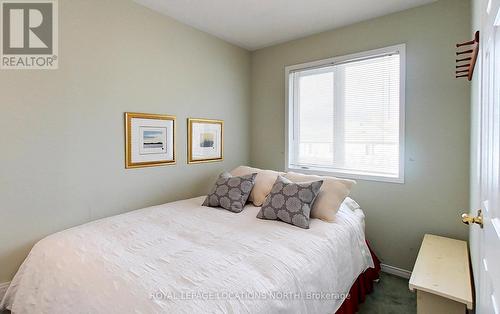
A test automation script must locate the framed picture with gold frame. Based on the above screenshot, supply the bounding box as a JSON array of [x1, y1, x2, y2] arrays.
[[188, 118, 224, 164], [125, 112, 176, 168]]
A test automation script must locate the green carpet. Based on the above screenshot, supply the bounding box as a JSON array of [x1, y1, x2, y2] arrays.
[[358, 272, 416, 314]]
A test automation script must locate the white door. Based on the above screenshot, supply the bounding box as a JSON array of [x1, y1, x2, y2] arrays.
[[471, 1, 500, 313]]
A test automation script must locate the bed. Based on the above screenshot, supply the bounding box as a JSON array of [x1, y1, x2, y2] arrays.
[[1, 196, 375, 314]]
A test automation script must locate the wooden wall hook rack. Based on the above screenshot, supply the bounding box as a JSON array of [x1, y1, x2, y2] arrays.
[[455, 31, 479, 81]]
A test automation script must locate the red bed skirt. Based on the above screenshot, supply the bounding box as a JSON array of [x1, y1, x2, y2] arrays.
[[335, 243, 381, 314]]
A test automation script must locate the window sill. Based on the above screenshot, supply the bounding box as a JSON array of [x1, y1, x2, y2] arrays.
[[286, 165, 405, 184]]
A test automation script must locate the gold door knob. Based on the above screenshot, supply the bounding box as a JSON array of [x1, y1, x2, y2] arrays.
[[461, 209, 483, 228]]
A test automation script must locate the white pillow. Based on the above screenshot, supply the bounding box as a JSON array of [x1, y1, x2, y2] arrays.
[[230, 166, 285, 206], [343, 197, 361, 211], [284, 172, 356, 222]]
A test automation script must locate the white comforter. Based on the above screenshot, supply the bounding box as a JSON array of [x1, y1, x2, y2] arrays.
[[1, 197, 373, 314]]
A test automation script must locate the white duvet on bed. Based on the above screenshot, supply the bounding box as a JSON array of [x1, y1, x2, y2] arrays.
[[1, 196, 373, 314]]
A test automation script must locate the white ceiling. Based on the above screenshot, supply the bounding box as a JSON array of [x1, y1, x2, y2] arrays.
[[135, 0, 437, 50]]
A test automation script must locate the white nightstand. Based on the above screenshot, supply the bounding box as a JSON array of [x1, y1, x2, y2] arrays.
[[409, 234, 473, 314]]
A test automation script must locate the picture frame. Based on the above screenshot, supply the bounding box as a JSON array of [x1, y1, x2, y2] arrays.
[[125, 112, 176, 168], [188, 118, 224, 164]]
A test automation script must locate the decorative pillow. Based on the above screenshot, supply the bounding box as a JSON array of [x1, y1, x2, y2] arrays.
[[257, 176, 323, 229], [230, 166, 285, 206], [284, 172, 356, 222], [203, 172, 257, 213]]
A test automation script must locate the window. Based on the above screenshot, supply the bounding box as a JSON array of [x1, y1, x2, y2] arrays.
[[286, 44, 405, 183]]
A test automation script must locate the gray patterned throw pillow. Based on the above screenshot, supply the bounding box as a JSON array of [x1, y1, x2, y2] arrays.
[[203, 172, 257, 213], [257, 176, 323, 229]]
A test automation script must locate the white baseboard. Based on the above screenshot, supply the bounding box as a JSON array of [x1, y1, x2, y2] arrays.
[[0, 281, 10, 302], [381, 263, 412, 279]]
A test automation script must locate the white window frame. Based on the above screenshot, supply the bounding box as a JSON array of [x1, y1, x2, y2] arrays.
[[285, 44, 406, 184]]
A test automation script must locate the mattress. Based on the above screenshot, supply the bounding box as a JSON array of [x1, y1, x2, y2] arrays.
[[1, 196, 373, 314]]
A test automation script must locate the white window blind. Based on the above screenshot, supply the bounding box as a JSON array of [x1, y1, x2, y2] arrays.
[[286, 45, 405, 182]]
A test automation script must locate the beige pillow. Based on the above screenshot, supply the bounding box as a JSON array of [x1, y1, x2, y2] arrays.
[[284, 172, 356, 222], [230, 166, 284, 206], [230, 166, 260, 177]]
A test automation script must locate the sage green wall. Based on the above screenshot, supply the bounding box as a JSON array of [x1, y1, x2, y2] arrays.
[[250, 0, 471, 271], [0, 0, 251, 283]]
